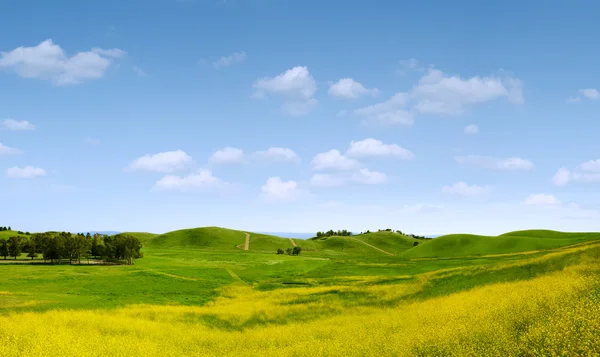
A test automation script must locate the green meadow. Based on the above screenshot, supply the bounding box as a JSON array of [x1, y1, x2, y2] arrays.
[[0, 226, 598, 356]]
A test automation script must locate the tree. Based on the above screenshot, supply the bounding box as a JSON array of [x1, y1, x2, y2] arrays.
[[8, 236, 23, 259], [0, 240, 8, 260], [7, 226, 11, 231], [413, 241, 419, 247], [292, 246, 302, 256], [276, 248, 284, 255], [113, 234, 143, 265], [27, 241, 39, 259], [286, 248, 293, 256]]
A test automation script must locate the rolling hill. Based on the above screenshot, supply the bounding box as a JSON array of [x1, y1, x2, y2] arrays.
[[401, 231, 600, 259], [144, 226, 293, 251]]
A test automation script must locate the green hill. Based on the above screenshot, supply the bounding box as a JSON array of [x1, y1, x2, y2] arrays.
[[0, 230, 30, 240], [305, 231, 419, 256], [145, 226, 292, 251], [401, 231, 600, 259]]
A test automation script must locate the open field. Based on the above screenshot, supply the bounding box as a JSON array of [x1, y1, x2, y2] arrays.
[[0, 227, 598, 356]]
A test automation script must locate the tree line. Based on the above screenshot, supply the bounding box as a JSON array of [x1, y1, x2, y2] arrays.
[[0, 232, 143, 265], [277, 247, 302, 255], [316, 228, 432, 240]]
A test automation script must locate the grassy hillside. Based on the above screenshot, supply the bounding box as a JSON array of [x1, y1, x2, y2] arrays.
[[401, 231, 600, 258], [0, 230, 30, 239], [119, 232, 159, 243], [351, 231, 420, 255], [145, 226, 292, 252]]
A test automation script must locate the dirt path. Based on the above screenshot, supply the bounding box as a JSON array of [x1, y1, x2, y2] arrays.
[[243, 232, 250, 250], [289, 238, 297, 247], [349, 238, 395, 256], [225, 268, 245, 283]]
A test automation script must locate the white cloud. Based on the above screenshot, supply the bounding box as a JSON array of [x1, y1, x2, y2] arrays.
[[6, 166, 46, 179], [524, 194, 561, 207], [311, 149, 360, 171], [252, 66, 317, 116], [411, 69, 523, 115], [442, 181, 489, 197], [260, 177, 300, 202], [154, 169, 226, 192], [345, 138, 414, 159], [578, 159, 600, 172], [353, 93, 413, 125], [2, 119, 35, 130], [552, 166, 600, 186], [351, 168, 387, 185], [252, 147, 300, 163], [579, 88, 600, 100], [455, 155, 534, 171], [566, 97, 582, 104], [0, 143, 22, 155], [212, 51, 246, 69], [464, 124, 479, 134], [552, 167, 572, 186], [328, 78, 379, 99], [209, 147, 244, 165], [0, 39, 125, 85], [132, 66, 147, 77], [309, 173, 346, 187], [310, 168, 387, 187], [128, 150, 193, 173]]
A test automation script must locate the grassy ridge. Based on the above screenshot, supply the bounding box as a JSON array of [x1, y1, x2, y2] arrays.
[[401, 232, 600, 258]]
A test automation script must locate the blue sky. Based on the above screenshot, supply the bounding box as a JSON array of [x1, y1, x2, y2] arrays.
[[1, 0, 599, 235]]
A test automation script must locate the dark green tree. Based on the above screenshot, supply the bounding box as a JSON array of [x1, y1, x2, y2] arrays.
[[8, 236, 23, 259], [0, 239, 8, 259], [292, 246, 302, 256]]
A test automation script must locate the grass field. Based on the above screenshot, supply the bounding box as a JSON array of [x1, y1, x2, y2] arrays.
[[0, 227, 598, 356]]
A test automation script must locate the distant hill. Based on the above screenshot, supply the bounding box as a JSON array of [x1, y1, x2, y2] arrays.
[[82, 231, 120, 236], [258, 232, 315, 239], [401, 231, 600, 258]]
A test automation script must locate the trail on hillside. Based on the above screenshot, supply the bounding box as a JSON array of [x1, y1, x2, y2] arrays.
[[349, 238, 395, 256], [243, 232, 250, 250], [225, 268, 245, 283], [289, 238, 297, 247]]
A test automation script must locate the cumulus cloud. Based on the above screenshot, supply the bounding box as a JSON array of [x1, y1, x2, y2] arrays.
[[0, 143, 22, 155], [6, 166, 46, 179], [524, 194, 561, 207], [252, 66, 317, 116], [345, 138, 414, 159], [260, 177, 301, 202], [579, 88, 600, 100], [0, 39, 125, 85], [442, 181, 489, 197], [464, 124, 479, 134], [310, 168, 387, 187], [212, 51, 246, 69], [127, 150, 193, 173], [311, 149, 360, 171], [351, 168, 387, 184], [328, 78, 379, 99], [578, 159, 600, 172], [209, 147, 245, 165], [351, 67, 523, 126], [252, 147, 300, 163], [2, 119, 35, 130], [455, 155, 534, 171], [411, 69, 523, 116], [552, 163, 600, 186], [353, 93, 414, 125], [154, 169, 226, 192]]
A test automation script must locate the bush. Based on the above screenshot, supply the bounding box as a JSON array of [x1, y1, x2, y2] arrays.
[[413, 241, 419, 247], [276, 248, 284, 255]]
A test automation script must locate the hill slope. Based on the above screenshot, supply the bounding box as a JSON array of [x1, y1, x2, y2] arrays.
[[305, 231, 420, 256], [401, 231, 600, 258], [145, 227, 292, 251]]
